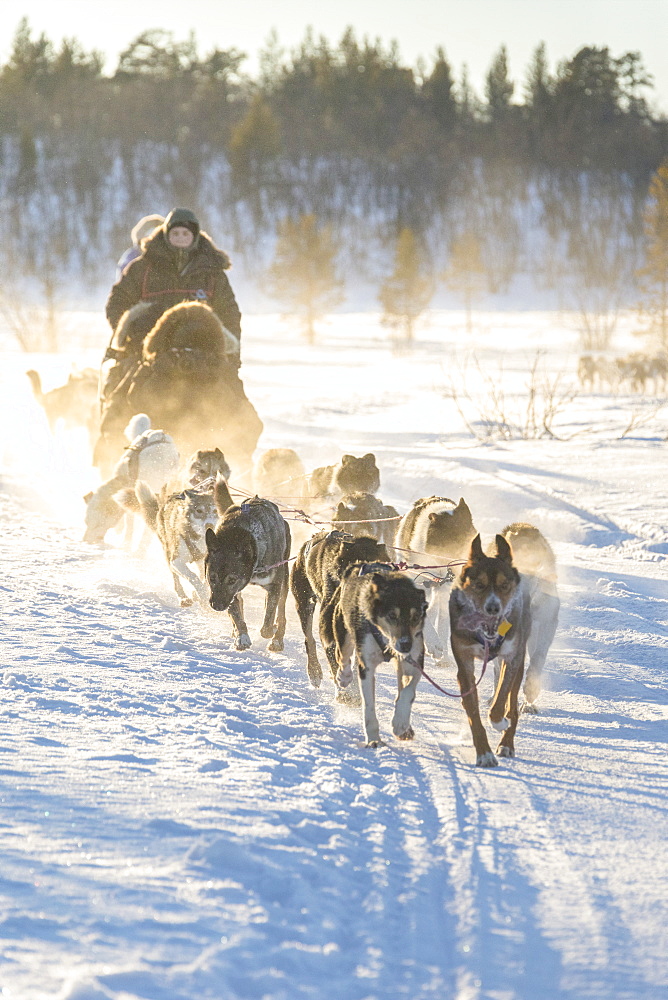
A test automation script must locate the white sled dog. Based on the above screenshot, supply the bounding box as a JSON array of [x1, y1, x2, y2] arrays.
[[394, 496, 477, 662], [83, 414, 180, 546]]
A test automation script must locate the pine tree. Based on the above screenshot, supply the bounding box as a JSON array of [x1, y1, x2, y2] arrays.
[[228, 95, 282, 190], [637, 158, 668, 348], [485, 45, 514, 123], [379, 227, 433, 344], [267, 214, 344, 344], [443, 232, 486, 333], [423, 48, 457, 133]]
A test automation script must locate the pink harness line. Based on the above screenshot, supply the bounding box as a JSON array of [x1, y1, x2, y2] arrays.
[[416, 639, 492, 699]]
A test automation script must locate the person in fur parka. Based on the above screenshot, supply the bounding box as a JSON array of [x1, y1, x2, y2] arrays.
[[105, 208, 242, 353]]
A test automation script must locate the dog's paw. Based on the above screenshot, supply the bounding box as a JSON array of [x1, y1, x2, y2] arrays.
[[364, 739, 384, 749], [267, 638, 284, 652], [260, 624, 275, 639], [180, 598, 194, 607], [395, 726, 415, 741], [306, 660, 323, 688], [520, 700, 539, 715], [476, 751, 499, 768], [490, 716, 511, 732], [336, 665, 354, 688], [335, 686, 360, 705], [497, 745, 515, 758], [235, 632, 252, 650]]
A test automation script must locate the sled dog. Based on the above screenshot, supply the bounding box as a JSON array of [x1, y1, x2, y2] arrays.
[[186, 447, 231, 487], [117, 475, 233, 605], [394, 496, 477, 662], [27, 367, 98, 447], [449, 534, 530, 767], [205, 497, 291, 652], [321, 563, 427, 747], [83, 416, 180, 545], [332, 492, 400, 547], [498, 522, 559, 711], [290, 530, 389, 687], [253, 448, 307, 499], [309, 453, 380, 499]]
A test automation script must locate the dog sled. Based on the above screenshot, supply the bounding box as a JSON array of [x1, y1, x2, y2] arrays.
[[94, 300, 263, 476]]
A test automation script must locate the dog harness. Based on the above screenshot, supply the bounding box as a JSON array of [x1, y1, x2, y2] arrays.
[[370, 623, 396, 661], [125, 430, 171, 483]]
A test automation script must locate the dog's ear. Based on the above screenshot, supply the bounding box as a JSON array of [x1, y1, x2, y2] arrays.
[[205, 527, 218, 550], [341, 454, 353, 465], [362, 453, 376, 463], [83, 491, 93, 504], [495, 534, 514, 564], [214, 447, 223, 459], [456, 497, 473, 518], [468, 534, 484, 562], [335, 501, 347, 518]]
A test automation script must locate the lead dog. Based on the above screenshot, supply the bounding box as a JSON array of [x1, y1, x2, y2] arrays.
[[290, 530, 389, 687], [205, 497, 291, 652], [499, 522, 559, 712], [394, 495, 477, 662], [322, 562, 427, 747], [449, 534, 530, 767]]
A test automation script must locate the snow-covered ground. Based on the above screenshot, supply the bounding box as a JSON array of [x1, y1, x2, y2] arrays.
[[1, 310, 667, 1000]]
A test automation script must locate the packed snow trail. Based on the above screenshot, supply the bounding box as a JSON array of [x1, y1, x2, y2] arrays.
[[1, 320, 668, 999], [1, 469, 666, 1000]]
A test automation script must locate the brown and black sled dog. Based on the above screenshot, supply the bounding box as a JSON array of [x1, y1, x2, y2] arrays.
[[290, 530, 389, 687], [449, 534, 530, 767], [321, 562, 428, 747]]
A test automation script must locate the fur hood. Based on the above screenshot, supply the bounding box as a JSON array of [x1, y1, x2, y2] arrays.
[[139, 228, 231, 270], [142, 301, 238, 363]]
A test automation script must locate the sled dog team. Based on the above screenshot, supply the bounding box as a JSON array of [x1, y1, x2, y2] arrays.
[[82, 426, 559, 769]]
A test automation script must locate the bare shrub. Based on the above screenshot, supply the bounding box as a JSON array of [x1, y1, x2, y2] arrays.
[[618, 399, 667, 439], [445, 351, 578, 441], [0, 287, 60, 352]]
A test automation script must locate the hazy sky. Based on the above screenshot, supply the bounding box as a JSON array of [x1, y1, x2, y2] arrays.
[[5, 0, 668, 113]]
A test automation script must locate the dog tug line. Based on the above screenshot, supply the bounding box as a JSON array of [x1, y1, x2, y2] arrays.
[[192, 472, 496, 700]]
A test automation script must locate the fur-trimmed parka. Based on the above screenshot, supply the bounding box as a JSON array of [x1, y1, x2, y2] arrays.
[[106, 226, 241, 341]]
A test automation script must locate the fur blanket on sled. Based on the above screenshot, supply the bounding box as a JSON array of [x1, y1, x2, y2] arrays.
[[142, 301, 239, 367]]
